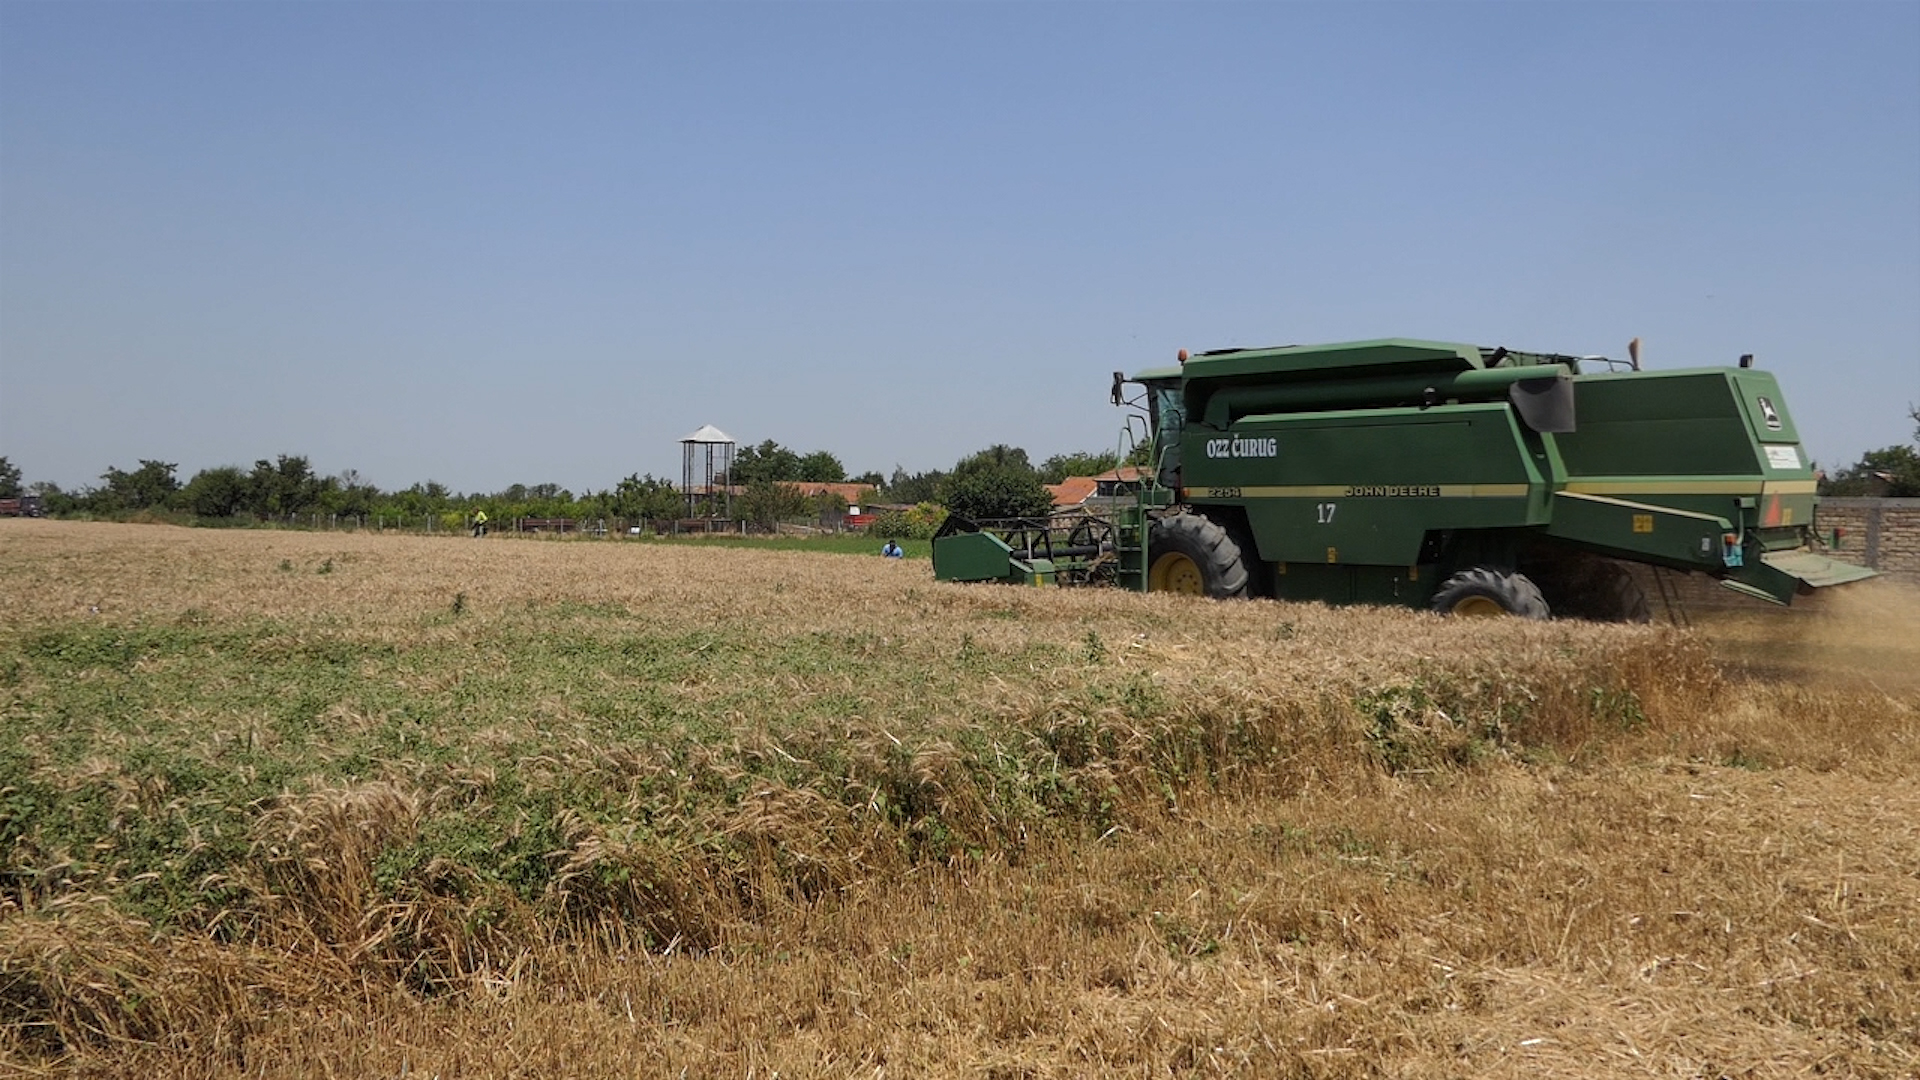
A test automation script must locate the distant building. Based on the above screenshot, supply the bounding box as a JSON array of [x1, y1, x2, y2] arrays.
[[783, 481, 879, 513], [1048, 466, 1153, 509]]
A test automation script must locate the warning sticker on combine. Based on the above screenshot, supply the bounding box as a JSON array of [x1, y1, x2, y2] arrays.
[[1764, 445, 1801, 471]]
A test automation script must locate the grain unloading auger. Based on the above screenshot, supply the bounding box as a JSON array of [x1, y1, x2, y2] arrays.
[[933, 337, 1876, 619]]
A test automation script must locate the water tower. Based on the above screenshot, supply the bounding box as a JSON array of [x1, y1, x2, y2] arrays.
[[680, 424, 736, 521]]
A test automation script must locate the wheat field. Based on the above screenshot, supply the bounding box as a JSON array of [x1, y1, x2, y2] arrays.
[[1, 520, 1915, 1078]]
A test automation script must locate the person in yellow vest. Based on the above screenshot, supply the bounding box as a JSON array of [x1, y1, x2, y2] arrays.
[[471, 509, 489, 538]]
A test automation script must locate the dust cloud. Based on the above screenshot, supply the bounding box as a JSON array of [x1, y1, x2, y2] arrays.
[[1691, 576, 1920, 696]]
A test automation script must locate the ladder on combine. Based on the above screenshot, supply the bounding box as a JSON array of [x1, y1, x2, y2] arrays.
[[1112, 416, 1167, 593], [1115, 502, 1147, 591]]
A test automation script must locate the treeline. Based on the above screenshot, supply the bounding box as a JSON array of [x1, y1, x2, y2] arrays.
[[867, 446, 1150, 537], [0, 442, 1146, 533], [8, 406, 1916, 534], [7, 455, 696, 527]]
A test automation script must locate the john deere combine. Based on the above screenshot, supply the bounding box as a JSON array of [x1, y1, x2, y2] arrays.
[[933, 338, 1874, 619]]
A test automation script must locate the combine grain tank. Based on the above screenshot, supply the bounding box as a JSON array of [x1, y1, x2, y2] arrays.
[[934, 337, 1874, 619]]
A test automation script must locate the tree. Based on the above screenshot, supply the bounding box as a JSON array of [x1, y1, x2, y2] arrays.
[[0, 456, 20, 500], [937, 445, 1055, 521], [730, 440, 803, 485], [324, 470, 380, 518], [730, 441, 851, 484], [610, 473, 683, 521], [181, 466, 252, 518], [248, 455, 328, 517], [850, 470, 885, 487], [486, 482, 574, 519], [1822, 405, 1920, 497], [881, 466, 945, 505], [796, 450, 847, 483], [1823, 446, 1920, 497], [384, 481, 453, 519], [95, 460, 180, 511], [1038, 450, 1121, 484]]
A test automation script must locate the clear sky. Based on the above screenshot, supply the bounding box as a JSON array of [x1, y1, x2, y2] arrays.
[[3, 2, 1916, 495]]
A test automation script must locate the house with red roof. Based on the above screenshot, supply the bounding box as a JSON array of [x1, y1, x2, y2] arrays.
[[1048, 466, 1152, 508]]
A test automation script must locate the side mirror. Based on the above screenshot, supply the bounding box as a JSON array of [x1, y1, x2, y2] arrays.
[[1110, 371, 1126, 406]]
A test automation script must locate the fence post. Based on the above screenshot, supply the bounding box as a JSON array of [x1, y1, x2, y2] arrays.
[[1865, 503, 1884, 569]]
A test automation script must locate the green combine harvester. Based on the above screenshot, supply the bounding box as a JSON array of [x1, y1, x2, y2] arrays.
[[933, 338, 1875, 619]]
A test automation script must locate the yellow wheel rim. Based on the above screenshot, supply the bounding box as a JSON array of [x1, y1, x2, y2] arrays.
[[1449, 595, 1508, 618], [1150, 552, 1206, 595]]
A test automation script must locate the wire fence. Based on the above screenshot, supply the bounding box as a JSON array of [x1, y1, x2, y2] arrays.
[[252, 513, 866, 538]]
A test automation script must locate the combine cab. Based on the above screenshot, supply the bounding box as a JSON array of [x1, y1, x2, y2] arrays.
[[934, 337, 1875, 619]]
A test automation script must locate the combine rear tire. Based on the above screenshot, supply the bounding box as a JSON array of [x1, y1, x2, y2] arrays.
[[1547, 558, 1652, 623], [1430, 567, 1549, 619], [1148, 513, 1250, 598]]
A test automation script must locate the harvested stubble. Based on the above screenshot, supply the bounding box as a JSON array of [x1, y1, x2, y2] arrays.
[[0, 520, 1915, 1078]]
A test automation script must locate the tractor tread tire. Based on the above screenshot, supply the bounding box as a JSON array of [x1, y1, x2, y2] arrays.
[[1149, 513, 1250, 599], [1430, 567, 1550, 619], [1568, 561, 1652, 624], [1529, 554, 1654, 624]]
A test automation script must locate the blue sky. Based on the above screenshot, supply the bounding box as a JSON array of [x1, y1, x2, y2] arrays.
[[3, 2, 1916, 494]]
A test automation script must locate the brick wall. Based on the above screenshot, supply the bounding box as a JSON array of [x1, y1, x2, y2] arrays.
[[1816, 498, 1920, 578], [1607, 497, 1918, 618]]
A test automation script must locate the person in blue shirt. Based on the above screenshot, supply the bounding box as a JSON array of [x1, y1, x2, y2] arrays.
[[881, 539, 904, 558]]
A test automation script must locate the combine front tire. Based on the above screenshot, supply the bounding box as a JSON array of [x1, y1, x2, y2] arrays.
[[1148, 513, 1250, 598], [1430, 568, 1549, 619]]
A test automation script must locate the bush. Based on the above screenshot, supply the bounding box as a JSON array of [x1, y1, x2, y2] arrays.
[[867, 503, 948, 540], [738, 481, 815, 530]]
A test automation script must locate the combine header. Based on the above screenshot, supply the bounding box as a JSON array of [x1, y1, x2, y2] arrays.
[[932, 513, 1125, 587], [933, 337, 1874, 619]]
